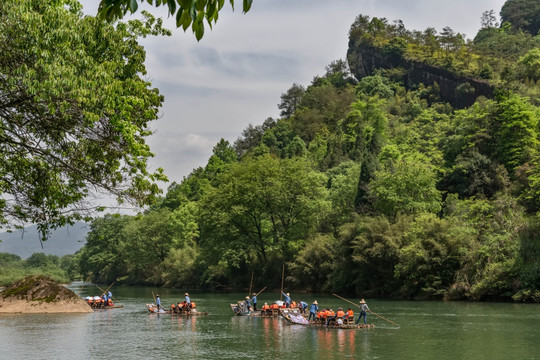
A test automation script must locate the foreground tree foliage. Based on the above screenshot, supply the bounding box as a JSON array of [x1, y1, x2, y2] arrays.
[[75, 1, 540, 302], [98, 0, 253, 40], [0, 0, 168, 238]]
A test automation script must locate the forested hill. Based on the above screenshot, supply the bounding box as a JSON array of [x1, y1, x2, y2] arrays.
[[0, 222, 87, 259], [76, 0, 540, 302]]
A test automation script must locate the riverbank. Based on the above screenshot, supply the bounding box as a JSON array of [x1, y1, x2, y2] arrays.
[[0, 298, 93, 313], [0, 275, 92, 314]]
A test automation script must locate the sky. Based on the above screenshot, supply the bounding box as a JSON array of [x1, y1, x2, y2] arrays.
[[80, 0, 507, 208]]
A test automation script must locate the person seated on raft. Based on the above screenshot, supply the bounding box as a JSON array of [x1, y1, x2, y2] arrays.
[[325, 308, 337, 326], [260, 302, 271, 316], [345, 308, 354, 323]]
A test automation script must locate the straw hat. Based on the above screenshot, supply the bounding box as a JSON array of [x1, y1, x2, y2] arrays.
[[360, 299, 366, 304], [245, 296, 250, 299], [253, 293, 256, 295], [185, 293, 189, 296], [286, 293, 290, 296], [313, 300, 318, 304], [156, 294, 160, 297]]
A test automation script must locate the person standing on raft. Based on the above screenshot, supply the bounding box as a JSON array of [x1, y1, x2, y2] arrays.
[[156, 295, 161, 311], [282, 292, 291, 308], [355, 299, 369, 325], [184, 293, 191, 313], [308, 300, 318, 321], [251, 293, 258, 311]]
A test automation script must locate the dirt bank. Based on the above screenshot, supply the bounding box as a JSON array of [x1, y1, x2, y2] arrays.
[[0, 275, 92, 313]]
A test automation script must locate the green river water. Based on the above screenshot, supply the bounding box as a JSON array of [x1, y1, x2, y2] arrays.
[[0, 283, 538, 359]]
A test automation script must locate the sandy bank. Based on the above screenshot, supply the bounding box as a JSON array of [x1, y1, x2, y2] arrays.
[[0, 298, 93, 313]]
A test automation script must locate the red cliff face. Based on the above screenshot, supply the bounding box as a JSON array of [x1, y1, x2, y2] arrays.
[[347, 43, 494, 108]]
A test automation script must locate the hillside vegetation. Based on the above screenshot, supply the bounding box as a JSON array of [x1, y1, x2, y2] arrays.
[[75, 1, 540, 302]]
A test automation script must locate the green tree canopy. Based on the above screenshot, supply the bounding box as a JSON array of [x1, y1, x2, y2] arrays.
[[0, 0, 168, 237], [501, 0, 540, 36], [200, 155, 329, 269], [371, 153, 442, 217]]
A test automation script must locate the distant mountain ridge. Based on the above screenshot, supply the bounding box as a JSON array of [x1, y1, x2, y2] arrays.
[[0, 222, 88, 259]]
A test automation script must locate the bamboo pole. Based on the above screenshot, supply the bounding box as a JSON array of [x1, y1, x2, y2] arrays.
[[332, 293, 359, 308], [95, 284, 118, 302], [103, 277, 119, 294], [255, 286, 267, 297], [280, 264, 285, 301], [248, 272, 254, 297], [368, 310, 399, 326], [79, 274, 92, 291], [332, 293, 399, 326]]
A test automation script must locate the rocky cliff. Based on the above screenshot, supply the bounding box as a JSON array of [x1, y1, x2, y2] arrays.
[[347, 43, 494, 108]]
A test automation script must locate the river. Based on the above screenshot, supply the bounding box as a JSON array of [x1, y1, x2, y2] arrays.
[[0, 283, 538, 359]]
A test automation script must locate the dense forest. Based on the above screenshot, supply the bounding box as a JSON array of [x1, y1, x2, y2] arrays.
[[17, 0, 540, 302]]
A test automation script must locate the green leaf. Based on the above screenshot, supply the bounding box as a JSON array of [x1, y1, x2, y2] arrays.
[[130, 0, 139, 12], [242, 0, 252, 13], [176, 7, 184, 27], [189, 4, 197, 20], [167, 0, 176, 15], [195, 20, 204, 41]]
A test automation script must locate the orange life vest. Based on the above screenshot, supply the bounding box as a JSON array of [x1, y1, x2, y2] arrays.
[[191, 302, 196, 308], [262, 304, 270, 311], [291, 301, 297, 308], [347, 310, 354, 317], [337, 310, 345, 317]]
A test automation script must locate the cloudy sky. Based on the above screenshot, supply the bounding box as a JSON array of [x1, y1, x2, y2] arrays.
[[81, 0, 507, 203]]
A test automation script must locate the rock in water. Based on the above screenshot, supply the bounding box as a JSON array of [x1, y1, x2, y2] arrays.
[[0, 275, 93, 313]]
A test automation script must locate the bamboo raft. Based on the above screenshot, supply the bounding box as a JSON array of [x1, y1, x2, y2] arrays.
[[230, 303, 281, 317], [94, 305, 123, 310], [280, 309, 374, 329], [146, 303, 208, 316]]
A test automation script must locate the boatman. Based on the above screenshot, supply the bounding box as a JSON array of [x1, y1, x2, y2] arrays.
[[282, 292, 291, 308], [308, 300, 318, 322], [356, 299, 370, 325], [251, 292, 258, 311], [107, 290, 112, 299], [299, 301, 308, 314], [156, 295, 161, 311], [185, 293, 191, 313], [245, 296, 252, 310]]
